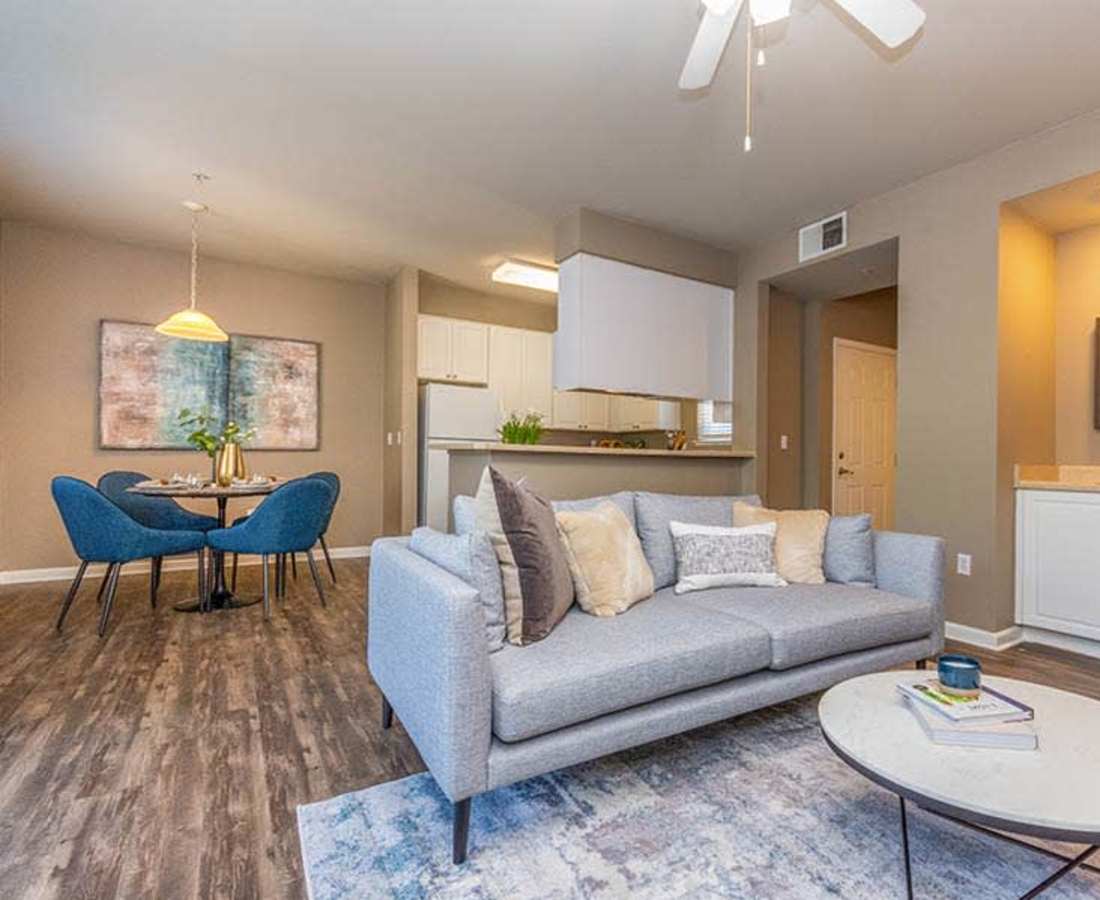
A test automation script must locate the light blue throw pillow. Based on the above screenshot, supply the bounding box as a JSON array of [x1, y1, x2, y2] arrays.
[[823, 514, 875, 586], [634, 492, 762, 590], [452, 495, 477, 536], [409, 526, 506, 652]]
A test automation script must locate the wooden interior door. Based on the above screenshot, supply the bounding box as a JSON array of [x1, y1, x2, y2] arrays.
[[832, 339, 897, 529]]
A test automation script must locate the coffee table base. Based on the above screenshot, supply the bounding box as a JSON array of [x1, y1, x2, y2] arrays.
[[896, 796, 1099, 899]]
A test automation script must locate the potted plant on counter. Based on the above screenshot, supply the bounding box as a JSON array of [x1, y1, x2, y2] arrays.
[[499, 410, 545, 445]]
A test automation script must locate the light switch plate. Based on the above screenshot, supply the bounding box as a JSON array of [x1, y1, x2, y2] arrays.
[[780, 434, 789, 450], [956, 553, 972, 576]]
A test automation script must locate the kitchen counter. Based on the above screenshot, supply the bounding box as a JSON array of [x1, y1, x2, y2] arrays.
[[430, 441, 755, 459], [1015, 464, 1100, 493], [428, 441, 756, 531]]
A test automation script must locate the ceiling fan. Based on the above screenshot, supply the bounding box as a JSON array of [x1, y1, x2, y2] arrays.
[[679, 0, 927, 90]]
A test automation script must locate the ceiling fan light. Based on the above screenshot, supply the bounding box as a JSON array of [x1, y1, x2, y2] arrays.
[[155, 308, 229, 342], [749, 0, 791, 26]]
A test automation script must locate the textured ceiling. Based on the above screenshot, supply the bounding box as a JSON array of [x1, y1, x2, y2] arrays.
[[3, 0, 1100, 294]]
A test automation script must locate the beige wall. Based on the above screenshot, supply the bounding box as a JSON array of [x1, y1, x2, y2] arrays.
[[1055, 225, 1100, 463], [806, 288, 898, 511], [555, 208, 738, 288], [765, 289, 803, 508], [0, 221, 385, 571], [995, 206, 1057, 619], [419, 273, 556, 332], [737, 108, 1100, 633]]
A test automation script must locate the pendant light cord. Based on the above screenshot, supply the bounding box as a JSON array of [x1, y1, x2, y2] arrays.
[[744, 23, 753, 152], [189, 209, 199, 310]]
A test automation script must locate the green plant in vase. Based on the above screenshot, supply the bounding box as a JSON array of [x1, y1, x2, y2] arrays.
[[499, 410, 545, 445], [178, 408, 257, 482]]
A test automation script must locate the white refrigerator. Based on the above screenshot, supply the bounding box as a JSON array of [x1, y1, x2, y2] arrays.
[[418, 383, 501, 530]]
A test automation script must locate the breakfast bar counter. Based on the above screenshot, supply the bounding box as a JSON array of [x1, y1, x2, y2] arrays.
[[431, 441, 757, 530]]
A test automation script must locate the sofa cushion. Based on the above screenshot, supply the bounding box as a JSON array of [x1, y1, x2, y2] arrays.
[[683, 583, 934, 670], [552, 491, 636, 531], [635, 492, 762, 590], [824, 514, 876, 586], [489, 588, 772, 741], [453, 494, 476, 535], [409, 527, 506, 652]]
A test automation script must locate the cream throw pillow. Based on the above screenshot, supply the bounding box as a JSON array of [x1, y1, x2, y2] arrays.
[[733, 502, 830, 584], [556, 502, 655, 617]]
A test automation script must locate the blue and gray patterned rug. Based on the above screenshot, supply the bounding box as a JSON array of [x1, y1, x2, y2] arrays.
[[298, 696, 1096, 899]]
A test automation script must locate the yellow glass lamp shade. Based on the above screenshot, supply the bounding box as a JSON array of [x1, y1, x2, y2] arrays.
[[155, 308, 229, 342]]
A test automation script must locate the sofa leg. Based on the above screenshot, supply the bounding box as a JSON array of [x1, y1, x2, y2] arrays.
[[916, 658, 928, 670], [381, 695, 393, 730], [453, 798, 471, 864]]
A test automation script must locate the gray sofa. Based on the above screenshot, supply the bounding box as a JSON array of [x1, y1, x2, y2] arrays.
[[367, 491, 945, 864]]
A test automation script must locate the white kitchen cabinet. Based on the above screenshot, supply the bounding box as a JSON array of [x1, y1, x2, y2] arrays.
[[417, 316, 489, 385], [609, 397, 681, 432], [555, 252, 733, 401], [1016, 489, 1100, 642], [488, 326, 553, 421], [552, 390, 608, 431]]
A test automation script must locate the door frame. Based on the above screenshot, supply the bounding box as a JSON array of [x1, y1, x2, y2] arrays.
[[831, 337, 897, 522]]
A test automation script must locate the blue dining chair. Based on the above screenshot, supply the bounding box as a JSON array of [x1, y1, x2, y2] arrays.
[[206, 477, 334, 620], [97, 471, 219, 604], [51, 477, 208, 636], [230, 471, 341, 591]]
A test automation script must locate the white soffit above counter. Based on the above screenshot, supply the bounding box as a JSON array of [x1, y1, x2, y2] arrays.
[[553, 253, 733, 402]]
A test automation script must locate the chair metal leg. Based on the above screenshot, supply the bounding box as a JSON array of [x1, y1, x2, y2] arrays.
[[306, 549, 327, 607], [262, 553, 271, 620], [149, 557, 160, 609], [320, 534, 337, 584], [290, 551, 298, 581], [97, 563, 122, 638], [55, 560, 89, 632], [275, 553, 283, 598], [231, 552, 239, 592], [453, 798, 472, 865], [381, 695, 393, 730], [96, 567, 110, 606]]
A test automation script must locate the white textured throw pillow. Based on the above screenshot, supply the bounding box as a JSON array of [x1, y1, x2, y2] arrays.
[[669, 520, 787, 594]]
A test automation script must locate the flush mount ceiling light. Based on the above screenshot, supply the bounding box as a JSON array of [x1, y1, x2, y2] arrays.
[[680, 0, 927, 152], [491, 259, 559, 293], [155, 174, 229, 343]]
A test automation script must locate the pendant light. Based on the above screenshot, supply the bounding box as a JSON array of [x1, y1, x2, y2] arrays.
[[155, 176, 228, 343]]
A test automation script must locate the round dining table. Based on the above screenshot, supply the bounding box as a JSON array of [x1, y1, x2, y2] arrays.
[[128, 479, 283, 612]]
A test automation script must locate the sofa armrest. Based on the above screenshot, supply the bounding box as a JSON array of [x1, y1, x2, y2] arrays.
[[367, 538, 492, 801], [874, 530, 946, 654]]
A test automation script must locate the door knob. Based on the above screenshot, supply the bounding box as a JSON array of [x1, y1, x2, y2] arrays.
[[838, 466, 854, 476]]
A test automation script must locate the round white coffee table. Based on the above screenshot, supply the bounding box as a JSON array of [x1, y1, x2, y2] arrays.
[[819, 671, 1100, 899]]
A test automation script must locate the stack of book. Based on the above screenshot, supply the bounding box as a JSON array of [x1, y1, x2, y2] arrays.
[[897, 679, 1038, 751]]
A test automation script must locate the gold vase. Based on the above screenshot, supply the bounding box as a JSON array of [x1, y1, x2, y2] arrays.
[[216, 443, 241, 487]]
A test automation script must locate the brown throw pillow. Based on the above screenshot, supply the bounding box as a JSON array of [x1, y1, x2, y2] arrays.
[[733, 501, 830, 584], [556, 502, 655, 617], [474, 467, 575, 645]]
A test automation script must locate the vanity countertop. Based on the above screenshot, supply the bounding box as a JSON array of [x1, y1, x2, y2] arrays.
[[1015, 464, 1100, 493]]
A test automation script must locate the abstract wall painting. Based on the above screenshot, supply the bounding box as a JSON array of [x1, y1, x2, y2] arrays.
[[98, 321, 320, 450], [99, 321, 228, 449], [229, 335, 320, 450]]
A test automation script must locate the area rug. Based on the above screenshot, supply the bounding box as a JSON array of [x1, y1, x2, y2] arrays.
[[297, 696, 1096, 899]]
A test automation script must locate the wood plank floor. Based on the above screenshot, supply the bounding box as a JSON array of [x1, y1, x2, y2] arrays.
[[3, 560, 1100, 899]]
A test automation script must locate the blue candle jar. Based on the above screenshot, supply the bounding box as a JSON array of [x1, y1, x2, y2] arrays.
[[937, 654, 982, 692]]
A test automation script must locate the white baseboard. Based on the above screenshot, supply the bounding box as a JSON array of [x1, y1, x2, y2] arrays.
[[0, 545, 370, 586], [946, 620, 1100, 660], [944, 621, 1024, 651]]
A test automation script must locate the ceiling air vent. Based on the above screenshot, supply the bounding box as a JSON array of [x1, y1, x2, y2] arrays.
[[798, 211, 848, 263]]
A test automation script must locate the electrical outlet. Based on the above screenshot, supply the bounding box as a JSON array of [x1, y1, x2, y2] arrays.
[[956, 553, 972, 576], [780, 434, 789, 451], [396, 431, 403, 445], [386, 432, 393, 446]]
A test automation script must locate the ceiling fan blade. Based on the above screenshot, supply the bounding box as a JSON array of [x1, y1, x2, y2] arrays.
[[679, 0, 744, 90], [831, 0, 926, 49], [702, 0, 738, 13]]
